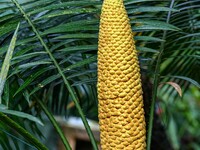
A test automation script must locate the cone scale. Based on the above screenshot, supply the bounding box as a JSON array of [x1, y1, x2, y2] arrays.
[[97, 0, 146, 149]]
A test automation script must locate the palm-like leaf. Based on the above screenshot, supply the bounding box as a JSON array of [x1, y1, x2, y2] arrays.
[[0, 0, 199, 149]]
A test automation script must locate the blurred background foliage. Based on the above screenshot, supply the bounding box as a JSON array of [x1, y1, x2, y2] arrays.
[[0, 0, 199, 149]]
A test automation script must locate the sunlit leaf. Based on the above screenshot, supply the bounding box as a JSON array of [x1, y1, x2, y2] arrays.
[[0, 23, 20, 103]]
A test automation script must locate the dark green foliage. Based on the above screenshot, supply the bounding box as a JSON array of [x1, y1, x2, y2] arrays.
[[0, 0, 199, 149]]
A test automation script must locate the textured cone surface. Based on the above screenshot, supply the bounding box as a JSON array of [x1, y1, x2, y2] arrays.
[[98, 0, 146, 149]]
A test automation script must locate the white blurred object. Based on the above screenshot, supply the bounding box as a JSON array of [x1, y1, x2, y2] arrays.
[[56, 116, 99, 131], [55, 116, 100, 150]]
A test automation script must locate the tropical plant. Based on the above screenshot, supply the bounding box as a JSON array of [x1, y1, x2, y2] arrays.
[[0, 0, 199, 150]]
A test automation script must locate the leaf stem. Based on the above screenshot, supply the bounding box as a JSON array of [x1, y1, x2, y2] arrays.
[[146, 1, 175, 150], [11, 0, 98, 149], [36, 98, 72, 150]]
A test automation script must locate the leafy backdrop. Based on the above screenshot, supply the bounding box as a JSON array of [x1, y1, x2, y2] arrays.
[[0, 0, 199, 150]]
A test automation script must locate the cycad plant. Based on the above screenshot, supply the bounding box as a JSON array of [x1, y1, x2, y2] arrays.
[[0, 0, 199, 150]]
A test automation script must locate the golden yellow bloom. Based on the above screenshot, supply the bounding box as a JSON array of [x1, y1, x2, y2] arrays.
[[97, 0, 146, 149]]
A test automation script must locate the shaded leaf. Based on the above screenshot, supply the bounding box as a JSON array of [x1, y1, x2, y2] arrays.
[[37, 8, 99, 20], [166, 76, 200, 88], [18, 61, 52, 69], [54, 34, 98, 39], [128, 6, 178, 13], [137, 46, 159, 53], [0, 109, 43, 126], [134, 36, 165, 42], [14, 67, 54, 96]]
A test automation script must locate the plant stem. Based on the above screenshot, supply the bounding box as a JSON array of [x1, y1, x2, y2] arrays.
[[11, 0, 98, 149], [36, 98, 72, 150], [146, 1, 175, 150], [0, 112, 48, 150]]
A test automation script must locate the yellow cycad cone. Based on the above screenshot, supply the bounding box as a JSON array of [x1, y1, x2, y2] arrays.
[[97, 0, 146, 149]]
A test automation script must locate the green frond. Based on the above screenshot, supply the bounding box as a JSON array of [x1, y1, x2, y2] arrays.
[[0, 0, 199, 149]]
